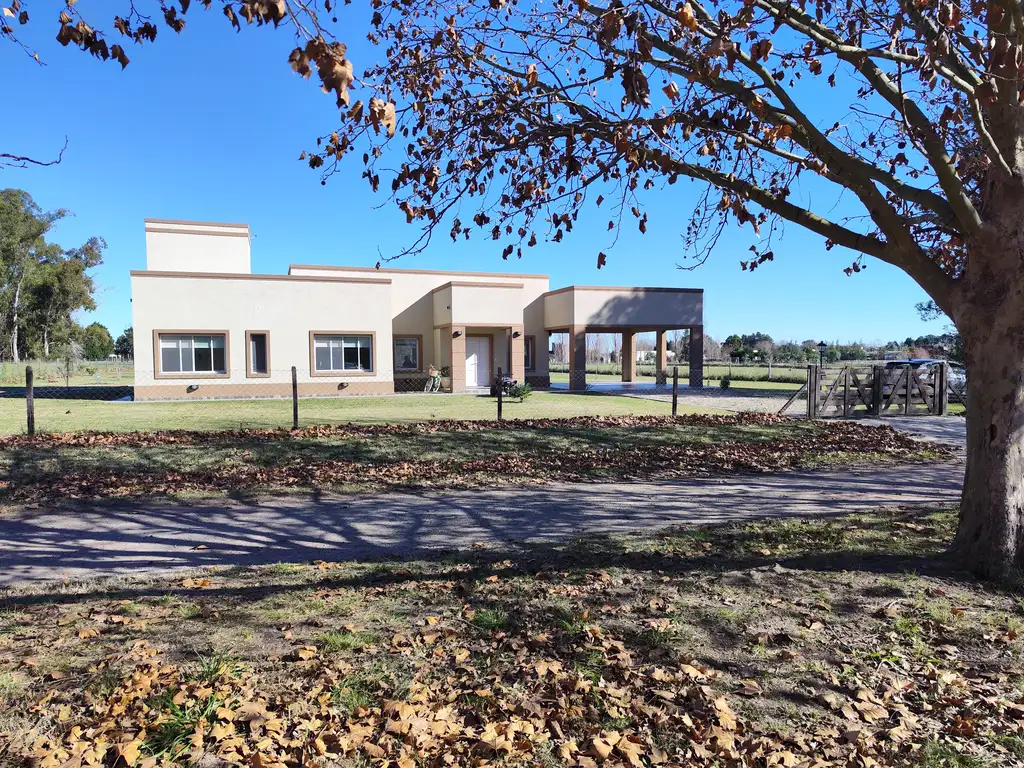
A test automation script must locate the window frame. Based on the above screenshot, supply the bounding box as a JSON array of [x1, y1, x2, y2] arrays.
[[308, 331, 377, 377], [153, 330, 230, 379], [245, 330, 271, 378], [524, 335, 536, 371], [393, 335, 423, 373]]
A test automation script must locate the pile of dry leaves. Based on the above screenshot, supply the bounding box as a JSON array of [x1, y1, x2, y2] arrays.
[[0, 417, 949, 504]]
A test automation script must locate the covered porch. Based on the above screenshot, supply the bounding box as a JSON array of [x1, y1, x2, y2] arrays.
[[543, 286, 704, 391]]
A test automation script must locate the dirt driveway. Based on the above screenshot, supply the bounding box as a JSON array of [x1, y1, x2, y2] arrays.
[[0, 418, 965, 587]]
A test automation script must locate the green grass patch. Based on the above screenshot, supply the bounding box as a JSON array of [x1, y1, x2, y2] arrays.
[[317, 629, 378, 652]]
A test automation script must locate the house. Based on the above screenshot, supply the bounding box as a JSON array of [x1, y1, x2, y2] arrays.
[[131, 219, 705, 399]]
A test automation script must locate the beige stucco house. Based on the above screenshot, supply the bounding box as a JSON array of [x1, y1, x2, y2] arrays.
[[131, 219, 705, 399]]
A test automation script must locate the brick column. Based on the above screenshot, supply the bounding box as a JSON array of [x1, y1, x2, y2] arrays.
[[621, 331, 636, 383], [688, 326, 704, 388], [450, 327, 467, 393], [655, 330, 668, 386], [510, 326, 526, 384], [569, 325, 587, 391]]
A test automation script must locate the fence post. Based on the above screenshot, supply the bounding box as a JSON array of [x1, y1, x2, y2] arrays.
[[805, 365, 817, 419], [938, 361, 949, 416], [25, 366, 35, 436], [871, 366, 883, 416], [291, 365, 299, 429], [496, 367, 503, 422], [843, 367, 850, 417], [672, 365, 679, 417], [904, 366, 912, 415]]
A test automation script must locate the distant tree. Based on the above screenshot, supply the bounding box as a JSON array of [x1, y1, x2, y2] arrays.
[[755, 339, 776, 378], [0, 190, 104, 362], [81, 322, 114, 360], [916, 301, 965, 364], [774, 343, 802, 364], [114, 327, 133, 360], [825, 348, 842, 364], [703, 335, 722, 362]]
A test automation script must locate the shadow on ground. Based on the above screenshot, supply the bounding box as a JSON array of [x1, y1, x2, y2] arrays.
[[0, 460, 964, 587]]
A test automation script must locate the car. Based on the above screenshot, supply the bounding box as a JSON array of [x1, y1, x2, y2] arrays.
[[883, 359, 966, 389]]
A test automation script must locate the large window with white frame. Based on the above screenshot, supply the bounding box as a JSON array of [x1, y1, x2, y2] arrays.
[[158, 333, 227, 375], [313, 333, 374, 373], [394, 336, 421, 372]]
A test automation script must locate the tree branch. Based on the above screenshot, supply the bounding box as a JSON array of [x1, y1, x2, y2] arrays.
[[0, 138, 68, 169]]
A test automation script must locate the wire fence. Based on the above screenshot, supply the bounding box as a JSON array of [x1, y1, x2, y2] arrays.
[[3, 365, 736, 436]]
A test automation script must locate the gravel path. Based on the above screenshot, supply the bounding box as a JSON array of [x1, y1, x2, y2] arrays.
[[0, 419, 964, 587]]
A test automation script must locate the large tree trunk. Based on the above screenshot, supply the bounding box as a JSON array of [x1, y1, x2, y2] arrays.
[[952, 221, 1024, 580]]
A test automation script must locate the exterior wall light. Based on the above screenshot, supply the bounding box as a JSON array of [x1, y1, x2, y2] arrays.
[[512, 331, 522, 338], [452, 330, 463, 338], [186, 384, 199, 393]]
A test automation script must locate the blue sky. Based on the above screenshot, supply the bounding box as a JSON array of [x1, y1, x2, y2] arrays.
[[2, 6, 948, 345]]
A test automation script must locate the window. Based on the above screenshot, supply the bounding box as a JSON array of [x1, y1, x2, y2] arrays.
[[312, 333, 374, 373], [524, 336, 536, 371], [394, 336, 421, 371], [247, 331, 269, 377], [158, 333, 226, 375]]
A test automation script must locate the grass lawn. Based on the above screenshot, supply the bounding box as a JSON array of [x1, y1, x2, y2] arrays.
[[2, 507, 1021, 767], [0, 360, 134, 388], [0, 415, 948, 504], [0, 392, 723, 436]]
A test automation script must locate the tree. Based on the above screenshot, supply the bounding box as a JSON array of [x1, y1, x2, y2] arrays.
[[295, 0, 1024, 579], [11, 4, 1024, 575], [114, 327, 134, 360], [0, 190, 104, 362], [917, 300, 965, 364], [81, 322, 114, 360], [754, 339, 775, 378]]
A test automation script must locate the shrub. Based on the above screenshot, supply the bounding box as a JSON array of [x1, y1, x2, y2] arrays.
[[439, 365, 451, 377], [720, 376, 732, 390], [511, 382, 533, 401]]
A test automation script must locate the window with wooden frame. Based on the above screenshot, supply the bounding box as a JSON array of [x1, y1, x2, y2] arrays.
[[394, 336, 422, 372], [310, 332, 375, 375], [155, 332, 228, 377], [246, 331, 270, 377]]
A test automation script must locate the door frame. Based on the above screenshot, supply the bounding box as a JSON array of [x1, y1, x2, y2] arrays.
[[466, 333, 493, 387]]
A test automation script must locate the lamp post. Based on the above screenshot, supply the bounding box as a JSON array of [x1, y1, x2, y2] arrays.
[[818, 340, 827, 367]]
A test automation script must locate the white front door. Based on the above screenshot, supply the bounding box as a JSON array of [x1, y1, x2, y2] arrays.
[[466, 336, 491, 387]]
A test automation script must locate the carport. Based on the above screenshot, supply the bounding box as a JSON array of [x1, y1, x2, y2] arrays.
[[543, 286, 704, 391]]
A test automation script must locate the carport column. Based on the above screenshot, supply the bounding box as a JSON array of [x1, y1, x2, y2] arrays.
[[510, 325, 526, 384], [655, 331, 668, 385], [621, 331, 636, 383], [569, 324, 587, 391], [450, 326, 467, 393], [688, 326, 704, 388]]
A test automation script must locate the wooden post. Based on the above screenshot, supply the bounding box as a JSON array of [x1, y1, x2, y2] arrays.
[[938, 362, 949, 416], [672, 366, 679, 417], [871, 366, 883, 416], [496, 367, 503, 421], [291, 365, 299, 429], [904, 365, 912, 415], [843, 366, 850, 417], [806, 365, 817, 419], [25, 366, 34, 436]]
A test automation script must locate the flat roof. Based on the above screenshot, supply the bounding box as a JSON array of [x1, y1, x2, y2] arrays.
[[542, 285, 703, 297], [289, 263, 548, 279], [130, 270, 391, 285], [430, 281, 525, 293], [144, 218, 249, 229]]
